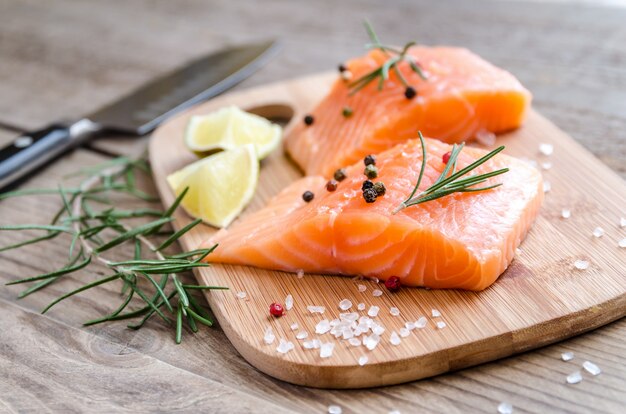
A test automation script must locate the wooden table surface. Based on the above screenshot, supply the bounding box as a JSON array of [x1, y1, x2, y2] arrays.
[[0, 0, 624, 412]]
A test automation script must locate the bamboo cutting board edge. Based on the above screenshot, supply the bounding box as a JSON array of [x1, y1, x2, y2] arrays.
[[149, 72, 626, 388]]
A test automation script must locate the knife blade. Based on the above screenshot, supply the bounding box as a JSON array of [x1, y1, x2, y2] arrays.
[[0, 41, 279, 190]]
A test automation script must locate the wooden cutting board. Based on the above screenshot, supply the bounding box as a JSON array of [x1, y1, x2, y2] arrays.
[[149, 72, 626, 389]]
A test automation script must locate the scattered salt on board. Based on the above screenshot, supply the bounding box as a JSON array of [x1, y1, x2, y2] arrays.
[[276, 339, 294, 354], [328, 405, 342, 414], [539, 143, 554, 156], [263, 327, 275, 345], [566, 371, 582, 384], [285, 294, 293, 310], [358, 355, 368, 366], [338, 299, 352, 311], [574, 260, 589, 270], [320, 342, 334, 358], [236, 291, 246, 299], [561, 352, 574, 361], [582, 361, 602, 376], [497, 402, 513, 414]]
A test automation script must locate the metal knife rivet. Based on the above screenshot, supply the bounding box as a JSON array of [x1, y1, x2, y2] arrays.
[[14, 136, 34, 148]]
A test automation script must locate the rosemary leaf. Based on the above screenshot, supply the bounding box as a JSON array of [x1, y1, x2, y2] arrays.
[[6, 256, 91, 285], [176, 305, 183, 344], [94, 217, 172, 253], [41, 273, 121, 314], [154, 218, 202, 252]]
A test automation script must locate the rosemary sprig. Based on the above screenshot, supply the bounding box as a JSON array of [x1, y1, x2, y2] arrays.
[[393, 132, 509, 214], [0, 155, 227, 343], [348, 21, 427, 96]]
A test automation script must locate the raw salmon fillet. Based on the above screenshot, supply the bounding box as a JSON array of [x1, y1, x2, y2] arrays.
[[203, 138, 543, 291], [285, 47, 531, 177]]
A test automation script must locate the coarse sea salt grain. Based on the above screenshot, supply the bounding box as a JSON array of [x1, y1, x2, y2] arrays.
[[349, 338, 362, 346], [328, 405, 342, 414], [389, 411, 401, 414], [574, 260, 589, 270], [285, 294, 293, 310], [561, 209, 571, 219], [415, 316, 428, 329], [390, 307, 400, 316], [320, 342, 335, 358], [431, 309, 441, 318], [372, 289, 383, 297], [296, 331, 308, 340], [541, 161, 552, 170], [290, 322, 298, 331], [561, 352, 574, 361], [368, 305, 380, 317], [475, 129, 496, 147], [497, 402, 513, 414], [515, 248, 522, 255], [583, 361, 602, 376], [357, 303, 366, 311], [543, 181, 551, 193], [303, 339, 321, 349], [263, 327, 275, 345], [566, 371, 582, 384], [276, 339, 294, 354], [357, 284, 367, 292], [236, 291, 246, 299], [539, 143, 554, 156], [619, 238, 626, 248], [307, 305, 325, 314], [390, 331, 401, 346], [372, 325, 385, 335], [363, 334, 381, 350], [436, 321, 447, 329], [592, 227, 605, 238], [405, 321, 416, 331], [316, 319, 332, 334], [358, 355, 369, 366], [297, 269, 304, 279], [399, 327, 411, 338], [339, 299, 352, 311], [620, 217, 626, 227]]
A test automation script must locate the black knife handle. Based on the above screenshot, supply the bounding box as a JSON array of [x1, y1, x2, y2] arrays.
[[0, 119, 101, 190]]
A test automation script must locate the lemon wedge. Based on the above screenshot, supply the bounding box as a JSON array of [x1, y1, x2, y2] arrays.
[[184, 106, 282, 159], [166, 144, 259, 228]]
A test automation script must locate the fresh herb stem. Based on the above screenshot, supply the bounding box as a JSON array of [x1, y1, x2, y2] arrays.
[[393, 132, 509, 214], [0, 155, 226, 343], [348, 21, 427, 96]]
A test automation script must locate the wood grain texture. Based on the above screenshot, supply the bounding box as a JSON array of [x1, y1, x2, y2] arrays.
[[0, 0, 625, 412], [149, 73, 626, 388], [0, 0, 624, 177]]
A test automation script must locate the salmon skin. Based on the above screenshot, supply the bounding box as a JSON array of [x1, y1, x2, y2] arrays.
[[203, 138, 543, 291], [285, 47, 532, 177]]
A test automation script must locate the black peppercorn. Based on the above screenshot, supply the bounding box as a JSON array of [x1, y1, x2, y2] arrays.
[[373, 181, 386, 197], [342, 106, 353, 118], [404, 86, 417, 99], [302, 191, 314, 202], [363, 188, 378, 203], [361, 180, 374, 191], [364, 164, 378, 179], [303, 114, 314, 126], [338, 63, 347, 72], [333, 168, 347, 182], [326, 180, 338, 192], [363, 154, 376, 166]]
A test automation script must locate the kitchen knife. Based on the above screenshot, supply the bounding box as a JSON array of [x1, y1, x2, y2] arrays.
[[0, 41, 279, 190]]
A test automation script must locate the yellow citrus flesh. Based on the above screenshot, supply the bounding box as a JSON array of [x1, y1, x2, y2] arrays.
[[184, 106, 282, 159], [167, 144, 259, 228]]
